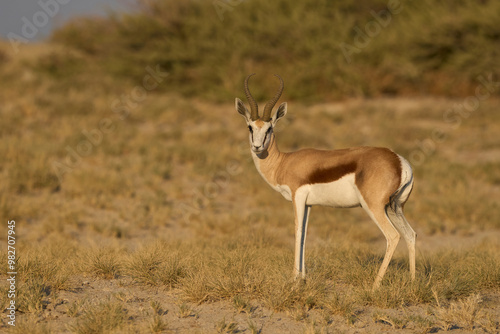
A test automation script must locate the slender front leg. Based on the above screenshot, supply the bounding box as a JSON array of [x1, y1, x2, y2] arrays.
[[293, 195, 311, 280]]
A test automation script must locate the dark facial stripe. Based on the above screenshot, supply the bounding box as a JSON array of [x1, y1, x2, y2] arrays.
[[263, 128, 271, 146]]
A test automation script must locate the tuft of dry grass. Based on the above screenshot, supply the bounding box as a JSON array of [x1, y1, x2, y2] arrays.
[[247, 319, 262, 334], [215, 317, 239, 334], [84, 248, 122, 279], [432, 293, 484, 331], [176, 303, 198, 319], [66, 299, 87, 318], [124, 242, 186, 287], [11, 315, 52, 334], [12, 251, 70, 314], [147, 300, 169, 333], [150, 300, 166, 316], [232, 295, 253, 314], [68, 299, 127, 334], [148, 314, 167, 333], [321, 290, 357, 325]]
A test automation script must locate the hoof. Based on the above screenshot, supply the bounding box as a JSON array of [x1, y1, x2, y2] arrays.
[[371, 281, 381, 292], [293, 272, 306, 284]]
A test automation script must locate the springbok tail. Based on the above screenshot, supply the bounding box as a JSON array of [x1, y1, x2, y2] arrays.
[[388, 156, 414, 213]]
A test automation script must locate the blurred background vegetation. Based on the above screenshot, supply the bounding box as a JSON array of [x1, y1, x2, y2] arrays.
[[45, 0, 500, 101]]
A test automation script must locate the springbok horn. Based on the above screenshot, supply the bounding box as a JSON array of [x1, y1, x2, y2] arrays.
[[262, 74, 284, 122], [244, 73, 259, 121]]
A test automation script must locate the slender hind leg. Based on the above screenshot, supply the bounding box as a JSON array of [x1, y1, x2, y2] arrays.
[[386, 205, 416, 281], [361, 203, 400, 290]]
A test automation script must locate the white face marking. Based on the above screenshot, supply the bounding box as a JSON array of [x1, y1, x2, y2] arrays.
[[247, 121, 273, 154]]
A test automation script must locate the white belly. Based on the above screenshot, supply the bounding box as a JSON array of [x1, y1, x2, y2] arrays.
[[302, 173, 360, 208]]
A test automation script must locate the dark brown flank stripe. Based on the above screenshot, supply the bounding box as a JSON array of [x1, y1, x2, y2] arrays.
[[307, 162, 357, 184]]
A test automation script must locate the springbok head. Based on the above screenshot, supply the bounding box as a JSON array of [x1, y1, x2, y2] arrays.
[[235, 74, 288, 154]]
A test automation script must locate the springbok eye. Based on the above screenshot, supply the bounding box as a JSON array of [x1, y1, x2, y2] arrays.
[[248, 126, 253, 133]]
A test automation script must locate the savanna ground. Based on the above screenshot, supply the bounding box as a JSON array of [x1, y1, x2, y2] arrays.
[[1, 0, 500, 333]]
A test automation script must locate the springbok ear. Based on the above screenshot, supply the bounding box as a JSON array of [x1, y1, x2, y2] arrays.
[[235, 98, 250, 121], [272, 102, 287, 125]]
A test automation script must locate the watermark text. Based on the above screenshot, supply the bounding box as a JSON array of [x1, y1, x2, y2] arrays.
[[6, 220, 17, 326]]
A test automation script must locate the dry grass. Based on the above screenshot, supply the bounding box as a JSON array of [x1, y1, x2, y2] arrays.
[[432, 293, 484, 331], [10, 315, 52, 334], [149, 301, 168, 334], [0, 41, 499, 332], [124, 242, 186, 287], [215, 317, 239, 334], [68, 299, 127, 334], [84, 248, 122, 279], [148, 314, 167, 334]]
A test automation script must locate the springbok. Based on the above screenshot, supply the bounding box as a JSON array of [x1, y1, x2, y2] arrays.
[[235, 74, 416, 289]]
